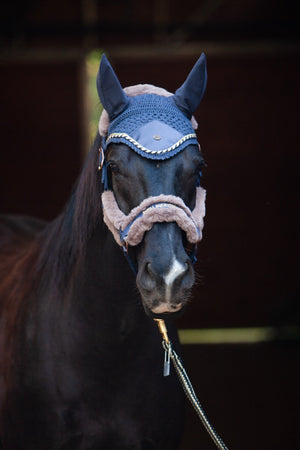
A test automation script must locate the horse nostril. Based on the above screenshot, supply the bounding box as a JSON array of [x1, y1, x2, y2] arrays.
[[139, 262, 156, 291], [170, 303, 181, 310], [146, 262, 154, 278]]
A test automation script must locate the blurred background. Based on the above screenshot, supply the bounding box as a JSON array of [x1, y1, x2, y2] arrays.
[[0, 0, 299, 448]]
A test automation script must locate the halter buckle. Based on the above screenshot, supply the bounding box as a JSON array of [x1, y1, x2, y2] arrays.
[[98, 146, 105, 171], [122, 240, 129, 254]]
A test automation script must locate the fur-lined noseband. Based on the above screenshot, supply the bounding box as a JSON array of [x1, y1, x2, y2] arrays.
[[101, 187, 206, 248]]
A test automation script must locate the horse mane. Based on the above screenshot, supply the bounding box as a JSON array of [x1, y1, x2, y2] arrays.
[[0, 135, 104, 377], [0, 133, 104, 312], [35, 133, 104, 296]]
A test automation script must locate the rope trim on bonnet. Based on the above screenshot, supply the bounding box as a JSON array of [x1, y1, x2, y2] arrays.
[[101, 187, 206, 247], [106, 132, 197, 156]]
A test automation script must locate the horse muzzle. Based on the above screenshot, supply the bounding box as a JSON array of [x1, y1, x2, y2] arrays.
[[101, 188, 205, 317], [135, 222, 195, 318]]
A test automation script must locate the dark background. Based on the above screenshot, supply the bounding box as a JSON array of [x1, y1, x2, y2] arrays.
[[1, 1, 299, 448]]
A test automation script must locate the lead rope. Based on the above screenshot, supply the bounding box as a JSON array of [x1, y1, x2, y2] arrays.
[[154, 319, 229, 450]]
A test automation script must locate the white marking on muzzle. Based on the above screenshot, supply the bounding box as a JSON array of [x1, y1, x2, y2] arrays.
[[164, 259, 186, 293], [151, 259, 186, 314]]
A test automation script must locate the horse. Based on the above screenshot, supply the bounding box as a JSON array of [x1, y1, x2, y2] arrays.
[[0, 53, 207, 449]]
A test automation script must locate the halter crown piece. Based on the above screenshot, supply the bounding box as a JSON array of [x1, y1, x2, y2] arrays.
[[97, 54, 207, 256]]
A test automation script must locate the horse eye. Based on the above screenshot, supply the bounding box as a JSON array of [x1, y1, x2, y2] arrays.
[[107, 161, 119, 173]]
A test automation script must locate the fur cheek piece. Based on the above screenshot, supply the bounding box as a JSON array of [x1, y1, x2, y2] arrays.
[[101, 187, 206, 247]]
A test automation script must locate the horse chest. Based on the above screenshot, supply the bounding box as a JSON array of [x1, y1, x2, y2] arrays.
[[1, 336, 183, 450]]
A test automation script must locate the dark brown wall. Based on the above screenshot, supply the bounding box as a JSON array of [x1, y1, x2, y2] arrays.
[[0, 58, 85, 220], [180, 342, 300, 449]]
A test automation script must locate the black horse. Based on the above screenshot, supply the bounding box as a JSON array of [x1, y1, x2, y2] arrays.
[[0, 54, 207, 449]]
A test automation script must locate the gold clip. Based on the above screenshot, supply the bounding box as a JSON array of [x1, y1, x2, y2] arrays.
[[154, 319, 170, 344]]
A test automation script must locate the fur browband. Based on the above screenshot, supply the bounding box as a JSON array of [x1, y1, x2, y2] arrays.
[[101, 187, 206, 247]]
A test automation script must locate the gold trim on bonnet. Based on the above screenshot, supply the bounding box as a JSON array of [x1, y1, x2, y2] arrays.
[[106, 132, 197, 155]]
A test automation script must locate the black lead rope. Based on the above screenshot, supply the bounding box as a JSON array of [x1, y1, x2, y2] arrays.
[[154, 319, 229, 450]]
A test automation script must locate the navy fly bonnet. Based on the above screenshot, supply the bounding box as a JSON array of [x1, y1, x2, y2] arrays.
[[97, 54, 207, 162]]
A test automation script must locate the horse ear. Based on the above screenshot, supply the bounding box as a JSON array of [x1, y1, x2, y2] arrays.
[[171, 53, 207, 119], [97, 54, 130, 121]]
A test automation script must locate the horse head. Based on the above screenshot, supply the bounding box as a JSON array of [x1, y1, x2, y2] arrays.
[[97, 55, 207, 318]]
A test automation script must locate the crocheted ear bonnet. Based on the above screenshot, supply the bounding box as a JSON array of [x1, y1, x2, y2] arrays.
[[97, 54, 207, 250]]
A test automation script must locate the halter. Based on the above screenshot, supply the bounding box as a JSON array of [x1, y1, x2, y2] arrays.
[[97, 60, 207, 273], [98, 100, 206, 271], [101, 186, 206, 271]]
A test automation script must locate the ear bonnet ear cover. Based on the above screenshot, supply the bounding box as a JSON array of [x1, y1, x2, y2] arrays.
[[96, 54, 130, 120], [170, 53, 207, 118], [96, 53, 207, 161]]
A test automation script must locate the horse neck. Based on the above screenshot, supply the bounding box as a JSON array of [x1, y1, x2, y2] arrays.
[[74, 225, 139, 319], [36, 138, 152, 342], [37, 229, 155, 378], [45, 209, 147, 329]]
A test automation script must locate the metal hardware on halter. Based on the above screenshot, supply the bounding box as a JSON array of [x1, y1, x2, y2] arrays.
[[98, 146, 105, 171], [154, 319, 229, 450], [154, 319, 170, 343], [154, 319, 171, 376]]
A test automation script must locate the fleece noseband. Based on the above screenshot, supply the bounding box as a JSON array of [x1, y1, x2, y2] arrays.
[[101, 188, 206, 249]]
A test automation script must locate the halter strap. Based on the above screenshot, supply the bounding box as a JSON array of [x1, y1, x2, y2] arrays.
[[119, 201, 200, 245], [101, 188, 206, 248]]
